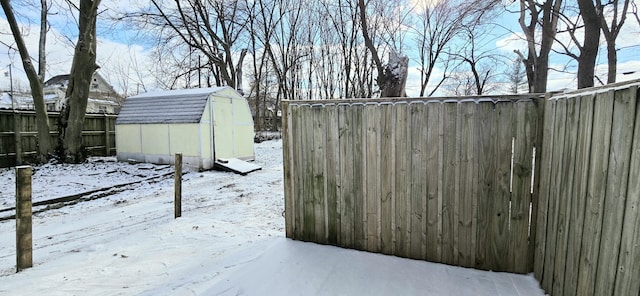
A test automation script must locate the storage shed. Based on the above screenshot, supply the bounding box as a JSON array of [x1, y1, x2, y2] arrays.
[[115, 87, 255, 170]]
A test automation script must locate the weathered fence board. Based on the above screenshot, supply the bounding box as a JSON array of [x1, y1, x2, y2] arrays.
[[0, 110, 116, 167], [283, 96, 543, 274], [535, 82, 640, 296]]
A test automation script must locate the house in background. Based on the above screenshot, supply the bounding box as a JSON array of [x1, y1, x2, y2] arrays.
[[43, 72, 122, 114]]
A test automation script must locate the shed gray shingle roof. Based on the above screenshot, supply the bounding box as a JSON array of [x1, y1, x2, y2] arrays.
[[116, 87, 228, 124]]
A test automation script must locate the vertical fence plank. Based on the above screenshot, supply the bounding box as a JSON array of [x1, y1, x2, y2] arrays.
[[425, 102, 443, 263], [508, 101, 535, 274], [379, 103, 395, 254], [311, 106, 327, 244], [104, 115, 111, 155], [545, 98, 568, 291], [409, 102, 426, 259], [563, 94, 594, 296], [475, 101, 496, 270], [594, 87, 637, 296], [292, 105, 305, 239], [365, 104, 381, 252], [302, 106, 316, 242], [16, 165, 33, 272], [441, 102, 459, 264], [338, 104, 354, 248], [613, 87, 640, 296], [458, 102, 476, 267], [534, 97, 557, 280], [540, 98, 567, 291], [13, 111, 22, 164], [352, 104, 365, 250], [528, 97, 546, 271], [325, 104, 340, 245], [394, 103, 410, 257], [576, 90, 615, 296], [282, 102, 294, 238], [487, 101, 515, 271], [552, 97, 580, 295]]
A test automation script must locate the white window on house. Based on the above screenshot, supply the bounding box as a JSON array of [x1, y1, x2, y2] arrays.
[[92, 83, 99, 89], [98, 106, 107, 113]]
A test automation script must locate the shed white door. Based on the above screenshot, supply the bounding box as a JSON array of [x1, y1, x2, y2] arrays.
[[212, 96, 234, 159]]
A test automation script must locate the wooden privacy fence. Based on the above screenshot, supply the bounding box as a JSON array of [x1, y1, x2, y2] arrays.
[[282, 95, 545, 274], [534, 82, 640, 296], [0, 109, 116, 167]]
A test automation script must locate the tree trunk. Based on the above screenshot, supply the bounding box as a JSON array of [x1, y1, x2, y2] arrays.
[[378, 51, 409, 97], [606, 42, 617, 83], [357, 0, 407, 97], [577, 0, 600, 89], [518, 0, 562, 93], [57, 0, 101, 163], [1, 0, 52, 162]]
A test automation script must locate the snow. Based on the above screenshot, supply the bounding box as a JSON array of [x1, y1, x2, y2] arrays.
[[0, 140, 546, 295]]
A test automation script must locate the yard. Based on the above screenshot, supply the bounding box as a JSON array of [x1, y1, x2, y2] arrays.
[[0, 140, 545, 295]]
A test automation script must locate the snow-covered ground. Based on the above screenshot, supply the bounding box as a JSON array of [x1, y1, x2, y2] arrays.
[[0, 140, 546, 295]]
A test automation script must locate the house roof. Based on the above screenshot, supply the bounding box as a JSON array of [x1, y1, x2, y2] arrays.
[[44, 74, 71, 87], [116, 86, 230, 124]]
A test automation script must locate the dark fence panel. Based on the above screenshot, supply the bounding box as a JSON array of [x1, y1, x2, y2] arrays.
[[0, 109, 116, 167]]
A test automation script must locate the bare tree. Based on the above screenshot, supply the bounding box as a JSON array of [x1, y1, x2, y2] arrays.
[[357, 0, 408, 97], [515, 0, 563, 93], [576, 0, 600, 88], [412, 0, 463, 96], [1, 0, 52, 162], [449, 23, 505, 95], [57, 0, 101, 163], [597, 0, 630, 84], [507, 56, 527, 94]]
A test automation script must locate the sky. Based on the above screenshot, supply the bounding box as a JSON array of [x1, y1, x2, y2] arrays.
[[0, 0, 639, 98]]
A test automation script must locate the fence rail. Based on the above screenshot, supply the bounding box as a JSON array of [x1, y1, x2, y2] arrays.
[[534, 83, 640, 296], [0, 109, 116, 167], [282, 95, 545, 274]]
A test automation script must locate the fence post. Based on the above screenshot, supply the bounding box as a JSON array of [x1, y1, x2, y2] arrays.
[[15, 165, 32, 272], [13, 111, 22, 165], [174, 153, 182, 218], [104, 115, 111, 156]]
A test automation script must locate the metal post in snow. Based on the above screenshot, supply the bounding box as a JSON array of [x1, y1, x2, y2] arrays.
[[15, 165, 32, 272], [174, 153, 182, 219]]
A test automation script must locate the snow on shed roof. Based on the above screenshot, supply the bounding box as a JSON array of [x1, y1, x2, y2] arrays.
[[116, 87, 229, 124]]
